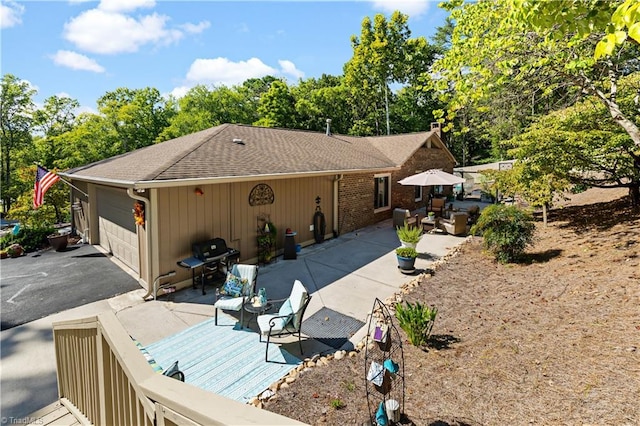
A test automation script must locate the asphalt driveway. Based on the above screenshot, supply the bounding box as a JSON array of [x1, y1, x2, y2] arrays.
[[0, 243, 141, 330]]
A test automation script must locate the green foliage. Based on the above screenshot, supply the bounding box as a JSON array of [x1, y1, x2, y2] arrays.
[[343, 380, 356, 392], [0, 225, 54, 252], [344, 11, 439, 135], [470, 204, 535, 263], [396, 222, 422, 244], [394, 301, 438, 347], [330, 399, 345, 410], [395, 247, 418, 258], [432, 0, 640, 163]]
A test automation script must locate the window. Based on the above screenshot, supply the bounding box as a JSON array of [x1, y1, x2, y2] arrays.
[[374, 174, 390, 211], [414, 185, 423, 202]]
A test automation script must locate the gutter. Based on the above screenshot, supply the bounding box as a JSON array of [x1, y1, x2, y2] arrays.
[[60, 167, 402, 190], [333, 174, 343, 236], [126, 188, 154, 298]]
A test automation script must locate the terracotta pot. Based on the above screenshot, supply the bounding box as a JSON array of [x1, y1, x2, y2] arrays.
[[48, 233, 69, 252]]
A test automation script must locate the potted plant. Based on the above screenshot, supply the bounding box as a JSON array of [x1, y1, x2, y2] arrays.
[[6, 243, 24, 258], [47, 232, 69, 251], [396, 222, 422, 248], [395, 247, 418, 271], [427, 211, 435, 220]]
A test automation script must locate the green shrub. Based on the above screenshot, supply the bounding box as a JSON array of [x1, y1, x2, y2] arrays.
[[470, 204, 535, 263], [396, 222, 422, 244], [394, 301, 437, 347], [395, 247, 418, 258], [0, 225, 55, 252]]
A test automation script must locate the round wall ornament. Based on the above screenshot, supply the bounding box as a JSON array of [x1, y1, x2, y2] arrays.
[[249, 183, 274, 206]]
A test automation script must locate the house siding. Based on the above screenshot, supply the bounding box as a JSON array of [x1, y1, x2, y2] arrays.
[[338, 141, 455, 234], [156, 176, 334, 289]]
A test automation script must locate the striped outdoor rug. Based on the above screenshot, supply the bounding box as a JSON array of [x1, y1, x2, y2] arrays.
[[144, 315, 300, 403]]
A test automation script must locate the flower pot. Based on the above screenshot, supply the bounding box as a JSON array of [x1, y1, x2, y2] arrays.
[[399, 240, 417, 249], [48, 233, 69, 251], [396, 255, 416, 270]]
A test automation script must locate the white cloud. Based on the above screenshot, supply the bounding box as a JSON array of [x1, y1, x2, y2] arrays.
[[278, 60, 305, 80], [185, 57, 277, 87], [63, 9, 182, 54], [180, 21, 211, 34], [371, 0, 431, 17], [51, 50, 105, 73], [1, 1, 24, 29], [169, 86, 191, 99], [97, 0, 155, 13]]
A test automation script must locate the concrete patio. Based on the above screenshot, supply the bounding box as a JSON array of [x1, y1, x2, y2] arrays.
[[1, 201, 489, 420]]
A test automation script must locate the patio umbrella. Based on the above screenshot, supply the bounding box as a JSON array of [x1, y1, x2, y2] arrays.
[[397, 169, 465, 186]]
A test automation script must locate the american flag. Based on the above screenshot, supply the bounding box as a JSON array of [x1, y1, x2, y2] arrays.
[[33, 165, 60, 209]]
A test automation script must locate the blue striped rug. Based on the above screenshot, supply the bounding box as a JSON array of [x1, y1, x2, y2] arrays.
[[144, 315, 300, 403]]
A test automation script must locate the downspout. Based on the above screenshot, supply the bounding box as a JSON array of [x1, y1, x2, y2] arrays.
[[333, 174, 343, 237], [127, 188, 154, 299]]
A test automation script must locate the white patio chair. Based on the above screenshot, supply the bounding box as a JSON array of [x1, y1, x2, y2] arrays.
[[257, 280, 312, 362], [213, 264, 258, 325]]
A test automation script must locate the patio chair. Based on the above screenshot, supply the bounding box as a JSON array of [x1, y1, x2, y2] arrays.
[[257, 280, 312, 362], [213, 264, 258, 325], [429, 198, 445, 217], [440, 212, 469, 236], [392, 208, 417, 228]]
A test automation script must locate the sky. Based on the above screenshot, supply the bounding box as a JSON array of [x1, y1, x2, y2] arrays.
[[1, 0, 450, 112]]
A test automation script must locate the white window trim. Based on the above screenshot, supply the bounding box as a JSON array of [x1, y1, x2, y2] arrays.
[[373, 173, 391, 213], [414, 186, 423, 202]]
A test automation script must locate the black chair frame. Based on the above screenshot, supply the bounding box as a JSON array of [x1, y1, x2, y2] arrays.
[[260, 295, 312, 363]]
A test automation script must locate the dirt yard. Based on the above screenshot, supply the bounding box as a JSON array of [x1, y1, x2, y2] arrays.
[[264, 188, 640, 425]]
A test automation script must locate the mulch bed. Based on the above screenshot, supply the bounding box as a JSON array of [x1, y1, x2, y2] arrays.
[[264, 191, 640, 425]]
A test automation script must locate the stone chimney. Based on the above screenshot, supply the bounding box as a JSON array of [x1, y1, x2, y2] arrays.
[[430, 122, 441, 138]]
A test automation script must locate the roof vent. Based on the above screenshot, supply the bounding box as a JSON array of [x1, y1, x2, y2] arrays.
[[232, 138, 245, 145], [326, 118, 332, 136]]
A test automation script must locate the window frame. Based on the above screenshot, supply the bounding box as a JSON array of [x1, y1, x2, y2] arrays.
[[373, 173, 391, 213]]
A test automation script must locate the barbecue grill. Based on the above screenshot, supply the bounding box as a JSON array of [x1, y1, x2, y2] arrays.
[[177, 237, 240, 295]]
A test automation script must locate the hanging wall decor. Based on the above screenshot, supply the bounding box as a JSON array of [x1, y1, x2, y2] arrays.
[[249, 183, 274, 206], [133, 201, 145, 226]]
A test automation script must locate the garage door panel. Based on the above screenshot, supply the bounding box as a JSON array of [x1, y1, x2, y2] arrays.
[[97, 188, 139, 273]]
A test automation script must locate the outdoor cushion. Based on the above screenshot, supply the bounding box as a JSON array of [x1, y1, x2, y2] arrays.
[[257, 314, 286, 334], [214, 296, 244, 311], [278, 299, 294, 327], [231, 264, 257, 296], [220, 272, 246, 297], [288, 280, 308, 328]]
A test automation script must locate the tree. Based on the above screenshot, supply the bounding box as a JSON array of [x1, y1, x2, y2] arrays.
[[32, 95, 80, 169], [158, 84, 256, 141], [254, 80, 297, 128], [97, 87, 174, 152], [506, 73, 640, 206], [56, 113, 121, 169], [344, 12, 438, 135], [0, 74, 36, 213], [433, 0, 640, 150], [292, 74, 351, 134]]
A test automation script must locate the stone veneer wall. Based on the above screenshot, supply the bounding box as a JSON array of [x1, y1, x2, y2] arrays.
[[337, 141, 455, 235]]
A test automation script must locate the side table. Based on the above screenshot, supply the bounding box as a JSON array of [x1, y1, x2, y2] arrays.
[[243, 301, 272, 328], [421, 217, 440, 233]]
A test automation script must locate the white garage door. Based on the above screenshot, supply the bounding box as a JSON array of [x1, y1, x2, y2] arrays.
[[97, 187, 139, 273]]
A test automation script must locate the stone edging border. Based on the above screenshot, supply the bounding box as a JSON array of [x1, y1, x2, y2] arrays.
[[251, 236, 473, 408]]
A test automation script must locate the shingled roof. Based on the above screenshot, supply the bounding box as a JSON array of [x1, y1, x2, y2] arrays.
[[63, 124, 448, 187]]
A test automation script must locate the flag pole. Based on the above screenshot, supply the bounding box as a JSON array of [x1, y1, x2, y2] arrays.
[[57, 176, 89, 198]]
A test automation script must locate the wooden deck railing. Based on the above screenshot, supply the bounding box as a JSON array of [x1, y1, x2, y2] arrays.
[[52, 311, 306, 426]]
